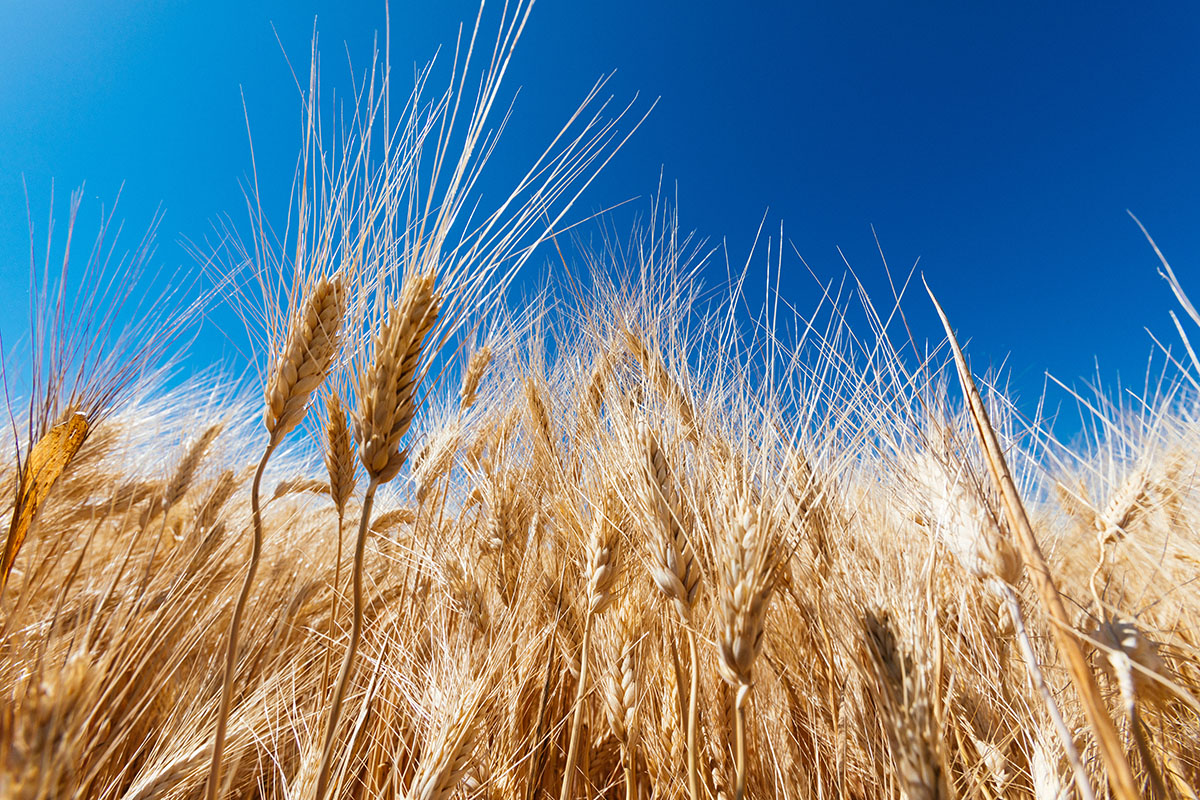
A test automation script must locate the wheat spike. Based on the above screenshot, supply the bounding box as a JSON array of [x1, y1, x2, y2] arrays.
[[639, 423, 698, 623], [163, 423, 223, 510], [263, 276, 346, 443], [460, 345, 492, 411], [324, 393, 356, 515], [354, 271, 441, 481]]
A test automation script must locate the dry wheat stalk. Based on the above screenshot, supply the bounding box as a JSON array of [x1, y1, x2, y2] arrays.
[[370, 508, 417, 533], [525, 378, 557, 463], [603, 601, 641, 800], [637, 422, 701, 800], [410, 689, 484, 800], [316, 270, 441, 800], [861, 611, 948, 800], [413, 424, 461, 503], [560, 494, 620, 800], [1, 413, 89, 597], [353, 271, 441, 483], [639, 424, 699, 624], [927, 281, 1140, 800], [321, 392, 356, 695], [324, 393, 356, 517], [626, 330, 698, 441], [194, 470, 238, 534], [163, 424, 223, 511], [263, 278, 347, 444], [207, 274, 346, 800]]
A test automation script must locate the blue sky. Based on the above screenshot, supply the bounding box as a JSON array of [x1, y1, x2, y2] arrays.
[[2, 1, 1199, 425]]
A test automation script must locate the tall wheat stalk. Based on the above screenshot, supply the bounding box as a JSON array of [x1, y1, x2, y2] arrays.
[[314, 271, 440, 800], [207, 275, 345, 800]]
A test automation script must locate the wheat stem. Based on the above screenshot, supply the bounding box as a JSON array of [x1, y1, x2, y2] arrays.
[[321, 510, 345, 697], [206, 440, 276, 800], [927, 281, 1139, 800], [686, 627, 700, 800], [734, 694, 747, 800], [315, 476, 378, 800], [559, 612, 593, 800], [1000, 583, 1095, 800]]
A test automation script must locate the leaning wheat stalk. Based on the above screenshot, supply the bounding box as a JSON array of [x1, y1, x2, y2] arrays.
[[313, 269, 440, 800], [206, 275, 345, 800], [925, 280, 1140, 800]]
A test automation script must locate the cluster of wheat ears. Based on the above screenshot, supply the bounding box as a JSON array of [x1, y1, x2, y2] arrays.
[[2, 6, 1199, 800]]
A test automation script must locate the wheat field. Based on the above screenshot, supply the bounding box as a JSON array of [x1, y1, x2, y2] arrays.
[[2, 7, 1198, 800]]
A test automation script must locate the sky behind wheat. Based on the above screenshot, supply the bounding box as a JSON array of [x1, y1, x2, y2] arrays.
[[2, 1, 1199, 432]]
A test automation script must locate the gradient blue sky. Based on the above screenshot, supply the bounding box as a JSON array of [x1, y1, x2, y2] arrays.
[[2, 1, 1198, 424]]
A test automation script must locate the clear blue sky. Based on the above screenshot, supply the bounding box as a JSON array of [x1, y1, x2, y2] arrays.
[[2, 1, 1199, 421]]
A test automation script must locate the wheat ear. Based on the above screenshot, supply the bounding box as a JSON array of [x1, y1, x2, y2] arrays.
[[321, 392, 356, 694], [207, 275, 344, 800], [315, 270, 440, 800], [1, 412, 89, 599], [637, 423, 701, 800], [559, 498, 618, 800], [603, 601, 640, 800], [716, 486, 777, 800], [460, 345, 492, 411], [861, 611, 948, 800]]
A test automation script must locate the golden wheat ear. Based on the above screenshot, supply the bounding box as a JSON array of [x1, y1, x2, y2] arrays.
[[207, 273, 348, 800], [4, 188, 207, 602], [264, 276, 347, 444], [1, 413, 87, 597]]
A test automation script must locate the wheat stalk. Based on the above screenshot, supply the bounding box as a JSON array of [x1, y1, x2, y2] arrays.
[[320, 392, 356, 694], [460, 345, 492, 412], [315, 270, 441, 800], [926, 280, 1140, 800], [207, 274, 345, 800], [715, 484, 777, 800], [559, 494, 619, 800], [603, 601, 641, 800]]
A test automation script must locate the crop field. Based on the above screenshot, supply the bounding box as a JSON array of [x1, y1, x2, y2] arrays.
[[1, 6, 1198, 800]]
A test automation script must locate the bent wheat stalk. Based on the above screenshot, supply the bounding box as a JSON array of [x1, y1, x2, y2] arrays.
[[207, 275, 344, 800]]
